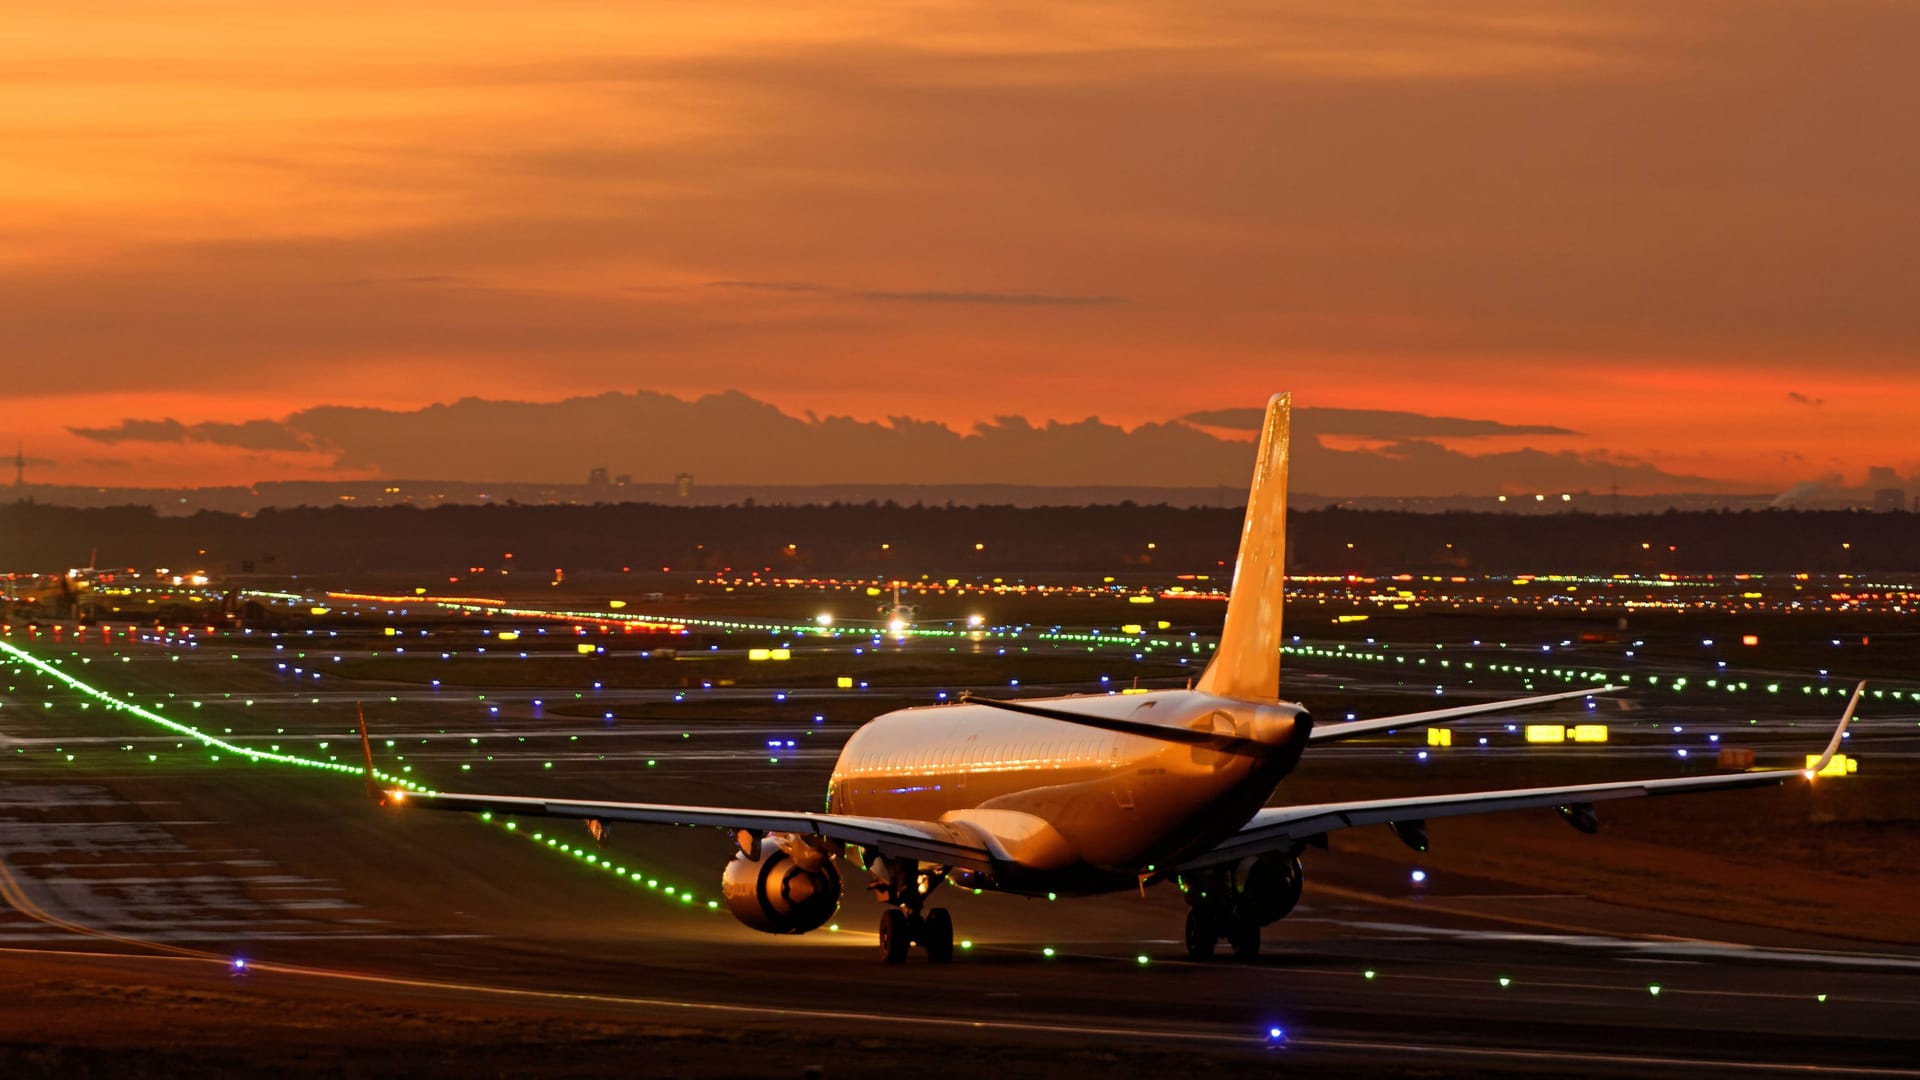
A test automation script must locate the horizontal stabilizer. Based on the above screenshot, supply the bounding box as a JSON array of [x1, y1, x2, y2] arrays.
[[966, 695, 1272, 755], [1309, 685, 1624, 743]]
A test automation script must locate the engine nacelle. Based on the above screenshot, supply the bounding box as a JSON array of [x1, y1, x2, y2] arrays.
[[721, 838, 841, 934], [1232, 854, 1304, 926]]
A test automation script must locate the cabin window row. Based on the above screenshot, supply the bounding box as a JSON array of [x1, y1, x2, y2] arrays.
[[850, 739, 1113, 775]]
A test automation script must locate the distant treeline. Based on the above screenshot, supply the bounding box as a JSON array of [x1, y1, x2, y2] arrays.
[[2, 500, 1915, 576]]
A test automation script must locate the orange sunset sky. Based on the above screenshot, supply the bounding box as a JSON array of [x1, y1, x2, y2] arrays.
[[4, 2, 1916, 493]]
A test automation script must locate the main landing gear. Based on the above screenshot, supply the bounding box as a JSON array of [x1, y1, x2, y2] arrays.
[[878, 906, 953, 964], [870, 855, 953, 964], [1183, 906, 1262, 961], [1177, 854, 1306, 962]]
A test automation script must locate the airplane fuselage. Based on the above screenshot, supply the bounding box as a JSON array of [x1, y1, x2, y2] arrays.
[[826, 689, 1311, 895]]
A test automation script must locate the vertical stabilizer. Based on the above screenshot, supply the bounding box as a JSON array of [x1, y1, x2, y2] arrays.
[[1192, 393, 1290, 702]]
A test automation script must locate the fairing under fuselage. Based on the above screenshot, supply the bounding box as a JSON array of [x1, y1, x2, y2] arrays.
[[825, 689, 1311, 895]]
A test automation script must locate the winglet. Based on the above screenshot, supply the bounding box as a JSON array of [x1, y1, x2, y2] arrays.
[[1807, 680, 1865, 777], [356, 702, 391, 806]]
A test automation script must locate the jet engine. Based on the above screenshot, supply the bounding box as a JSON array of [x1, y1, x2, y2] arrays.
[[721, 837, 841, 934], [1232, 853, 1304, 926]]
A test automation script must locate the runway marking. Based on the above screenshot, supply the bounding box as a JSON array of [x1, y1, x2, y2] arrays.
[[1309, 881, 1920, 968], [1424, 893, 1587, 900], [0, 820, 221, 828], [1277, 961, 1920, 1008], [1308, 880, 1700, 940], [1279, 1035, 1920, 1077], [1329, 919, 1920, 973], [1032, 943, 1920, 1010], [0, 855, 221, 963]]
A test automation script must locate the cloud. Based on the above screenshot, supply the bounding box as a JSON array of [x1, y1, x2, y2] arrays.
[[1786, 391, 1825, 407], [708, 280, 1123, 305], [857, 290, 1122, 306], [70, 418, 313, 452], [707, 280, 831, 293], [332, 275, 470, 288], [1770, 474, 1846, 508], [1769, 465, 1912, 507], [1184, 406, 1577, 439], [68, 419, 190, 444], [56, 389, 1718, 495], [5, 0, 1920, 426]]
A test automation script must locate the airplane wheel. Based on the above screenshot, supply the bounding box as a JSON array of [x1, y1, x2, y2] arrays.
[[880, 909, 912, 964], [1183, 908, 1218, 960], [923, 908, 954, 963], [1227, 916, 1261, 961]]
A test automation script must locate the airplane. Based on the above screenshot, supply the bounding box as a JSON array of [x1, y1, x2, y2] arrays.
[[362, 393, 1862, 963], [4, 553, 106, 622], [813, 580, 929, 635], [878, 581, 917, 635]]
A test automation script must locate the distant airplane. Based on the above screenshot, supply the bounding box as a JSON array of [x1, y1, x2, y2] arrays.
[[364, 394, 1860, 963], [878, 581, 916, 635], [5, 552, 105, 620]]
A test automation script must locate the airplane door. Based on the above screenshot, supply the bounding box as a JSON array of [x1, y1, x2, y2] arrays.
[[957, 734, 975, 790]]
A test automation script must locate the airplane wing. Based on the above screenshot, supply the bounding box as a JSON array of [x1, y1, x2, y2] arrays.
[[387, 788, 996, 871], [1179, 681, 1863, 872], [1308, 684, 1625, 743], [356, 707, 993, 870]]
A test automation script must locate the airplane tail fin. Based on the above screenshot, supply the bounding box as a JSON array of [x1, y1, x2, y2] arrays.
[[357, 703, 390, 806], [1192, 393, 1291, 703]]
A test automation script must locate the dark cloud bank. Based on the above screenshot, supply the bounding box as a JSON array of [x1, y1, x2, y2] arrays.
[[70, 389, 1721, 496]]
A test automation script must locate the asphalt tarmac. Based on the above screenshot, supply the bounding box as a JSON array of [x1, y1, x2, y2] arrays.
[[3, 621, 1918, 1077]]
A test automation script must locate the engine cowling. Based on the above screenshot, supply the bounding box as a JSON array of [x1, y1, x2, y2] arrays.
[[1233, 854, 1304, 926], [721, 838, 841, 934]]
